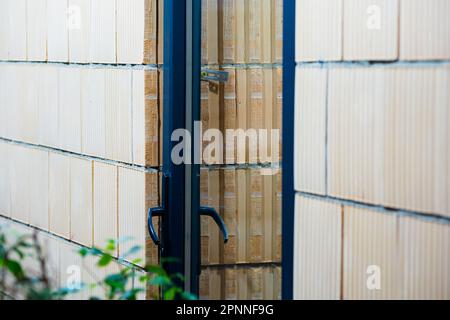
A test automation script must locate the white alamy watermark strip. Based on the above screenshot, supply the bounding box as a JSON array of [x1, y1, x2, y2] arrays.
[[171, 122, 280, 175]]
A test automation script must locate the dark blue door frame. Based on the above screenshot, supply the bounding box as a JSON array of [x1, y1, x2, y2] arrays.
[[282, 0, 296, 300], [151, 0, 203, 297], [186, 0, 202, 295], [160, 0, 187, 283]]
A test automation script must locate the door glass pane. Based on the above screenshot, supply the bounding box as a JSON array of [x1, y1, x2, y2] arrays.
[[199, 0, 283, 300]]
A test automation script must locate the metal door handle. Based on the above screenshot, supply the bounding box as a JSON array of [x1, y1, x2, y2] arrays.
[[199, 207, 229, 243], [148, 207, 164, 246], [147, 174, 169, 246]]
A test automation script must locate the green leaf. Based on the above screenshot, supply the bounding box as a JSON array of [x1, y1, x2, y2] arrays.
[[163, 287, 179, 300], [97, 254, 113, 267], [122, 245, 141, 258], [171, 273, 185, 282], [180, 291, 198, 301], [17, 239, 33, 248], [106, 239, 117, 252], [120, 288, 144, 301], [78, 247, 89, 257], [104, 273, 127, 291], [13, 248, 25, 259], [7, 259, 25, 279], [146, 265, 168, 277], [149, 275, 172, 286], [139, 274, 150, 283]]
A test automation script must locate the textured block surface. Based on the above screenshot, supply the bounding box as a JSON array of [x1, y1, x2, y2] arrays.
[[294, 195, 342, 300]]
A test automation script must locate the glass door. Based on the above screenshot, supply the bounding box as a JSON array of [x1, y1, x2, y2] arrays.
[[197, 0, 283, 300], [149, 0, 283, 300]]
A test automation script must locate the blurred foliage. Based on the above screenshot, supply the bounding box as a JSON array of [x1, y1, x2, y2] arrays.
[[0, 226, 196, 301]]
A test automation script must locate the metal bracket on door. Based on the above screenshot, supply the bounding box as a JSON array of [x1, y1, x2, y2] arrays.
[[200, 69, 229, 83]]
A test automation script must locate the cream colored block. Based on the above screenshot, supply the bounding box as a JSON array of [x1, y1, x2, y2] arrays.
[[328, 65, 449, 216], [156, 0, 164, 64], [263, 267, 275, 300], [29, 148, 49, 231], [59, 67, 82, 152], [93, 161, 117, 255], [433, 67, 450, 216], [222, 0, 236, 63], [400, 0, 450, 60], [222, 168, 237, 264], [210, 170, 221, 264], [343, 207, 401, 299], [132, 70, 146, 166], [18, 66, 39, 144], [294, 67, 327, 194], [234, 0, 246, 63], [0, 1, 8, 60], [236, 169, 247, 263], [5, 65, 21, 140], [10, 145, 31, 223], [143, 0, 159, 64], [392, 67, 449, 216], [248, 169, 263, 263], [343, 0, 398, 61], [81, 68, 106, 158], [0, 66, 6, 137], [5, 223, 41, 280], [49, 152, 71, 238], [260, 69, 276, 163], [38, 65, 59, 147], [0, 65, 15, 138], [105, 69, 133, 163], [118, 167, 146, 265], [262, 174, 273, 262], [0, 142, 12, 217], [59, 241, 84, 300], [296, 0, 343, 62], [38, 232, 60, 288], [70, 157, 93, 247], [261, 0, 274, 63], [47, 0, 69, 62], [132, 69, 159, 167], [248, 68, 263, 164], [328, 67, 394, 205], [274, 0, 283, 63], [90, 0, 116, 63], [27, 0, 47, 61], [247, 267, 263, 300], [116, 0, 145, 64], [294, 195, 342, 300], [204, 0, 219, 64], [68, 0, 91, 63], [81, 254, 101, 299], [223, 68, 237, 165], [6, 0, 27, 61], [248, 0, 262, 63], [400, 217, 450, 300]]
